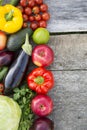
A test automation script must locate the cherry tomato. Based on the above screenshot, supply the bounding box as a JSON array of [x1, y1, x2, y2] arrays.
[[42, 12, 50, 21], [40, 4, 48, 12], [16, 5, 24, 13], [30, 22, 39, 30], [28, 0, 35, 8], [20, 0, 27, 7], [34, 14, 42, 21], [22, 14, 28, 21], [22, 22, 28, 28], [24, 7, 32, 15], [35, 0, 43, 5], [32, 6, 40, 14], [28, 15, 35, 22], [39, 20, 47, 28]]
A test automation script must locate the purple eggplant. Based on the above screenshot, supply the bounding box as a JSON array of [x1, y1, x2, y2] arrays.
[[0, 51, 14, 67], [4, 33, 32, 94], [30, 117, 54, 130]]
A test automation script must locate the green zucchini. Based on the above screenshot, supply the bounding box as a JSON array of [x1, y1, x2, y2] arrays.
[[7, 28, 33, 51], [9, 0, 20, 6], [0, 66, 8, 82]]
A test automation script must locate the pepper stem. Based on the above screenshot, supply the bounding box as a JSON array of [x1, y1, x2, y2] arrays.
[[34, 76, 44, 85], [5, 10, 14, 21], [22, 33, 32, 55]]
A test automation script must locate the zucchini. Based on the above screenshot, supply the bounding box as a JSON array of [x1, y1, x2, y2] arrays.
[[7, 28, 33, 51], [9, 0, 20, 6]]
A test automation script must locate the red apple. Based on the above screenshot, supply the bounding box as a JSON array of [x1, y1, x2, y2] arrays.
[[31, 94, 53, 116], [32, 45, 54, 67]]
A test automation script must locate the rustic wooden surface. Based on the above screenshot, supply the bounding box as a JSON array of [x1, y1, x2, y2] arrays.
[[2, 1, 87, 130], [47, 34, 87, 130], [3, 0, 87, 33], [46, 0, 87, 33]]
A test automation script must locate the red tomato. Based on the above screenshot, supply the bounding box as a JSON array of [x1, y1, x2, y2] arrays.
[[39, 20, 47, 28], [0, 31, 7, 51], [42, 12, 50, 21], [40, 4, 48, 12], [34, 14, 42, 21], [32, 6, 40, 14], [30, 22, 39, 30], [22, 14, 28, 21], [20, 0, 27, 7], [28, 0, 35, 8], [22, 22, 28, 28], [35, 0, 43, 5], [28, 15, 35, 22], [24, 7, 32, 15]]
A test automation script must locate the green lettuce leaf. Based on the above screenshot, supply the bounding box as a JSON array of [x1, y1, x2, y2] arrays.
[[0, 95, 21, 130]]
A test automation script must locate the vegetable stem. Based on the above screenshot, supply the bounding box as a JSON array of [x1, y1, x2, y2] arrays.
[[22, 33, 32, 55], [34, 76, 44, 84], [5, 10, 14, 21]]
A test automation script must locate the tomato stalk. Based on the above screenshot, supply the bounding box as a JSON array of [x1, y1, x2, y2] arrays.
[[34, 76, 44, 85]]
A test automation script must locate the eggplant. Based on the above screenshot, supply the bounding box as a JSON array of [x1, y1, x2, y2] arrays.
[[30, 117, 54, 130], [0, 50, 14, 67], [4, 33, 32, 94]]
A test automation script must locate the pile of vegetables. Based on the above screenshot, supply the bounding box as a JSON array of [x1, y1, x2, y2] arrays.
[[0, 0, 54, 130]]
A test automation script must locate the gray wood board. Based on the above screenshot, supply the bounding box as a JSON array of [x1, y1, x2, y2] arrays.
[[2, 0, 87, 33], [48, 34, 87, 70], [49, 70, 87, 130], [47, 34, 87, 130], [46, 0, 87, 33]]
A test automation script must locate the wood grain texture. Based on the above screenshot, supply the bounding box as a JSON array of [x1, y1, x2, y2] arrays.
[[45, 0, 87, 32], [48, 34, 87, 70], [2, 0, 87, 33], [49, 70, 87, 130]]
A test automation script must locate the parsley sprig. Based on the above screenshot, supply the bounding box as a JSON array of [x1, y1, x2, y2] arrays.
[[13, 82, 36, 130]]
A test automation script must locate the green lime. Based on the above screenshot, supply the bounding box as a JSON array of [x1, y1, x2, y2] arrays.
[[32, 27, 50, 44]]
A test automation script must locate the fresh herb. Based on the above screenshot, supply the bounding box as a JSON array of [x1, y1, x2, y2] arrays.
[[13, 82, 36, 130]]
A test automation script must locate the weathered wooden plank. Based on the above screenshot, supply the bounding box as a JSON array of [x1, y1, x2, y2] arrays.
[[46, 0, 87, 33], [49, 70, 87, 130], [47, 34, 87, 70], [2, 0, 87, 33]]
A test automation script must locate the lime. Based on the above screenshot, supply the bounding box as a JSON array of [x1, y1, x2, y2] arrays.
[[32, 27, 50, 44]]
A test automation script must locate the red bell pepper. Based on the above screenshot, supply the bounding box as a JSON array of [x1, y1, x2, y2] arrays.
[[27, 67, 54, 94]]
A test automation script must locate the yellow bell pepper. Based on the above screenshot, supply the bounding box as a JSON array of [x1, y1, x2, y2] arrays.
[[0, 4, 23, 34]]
